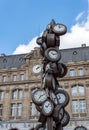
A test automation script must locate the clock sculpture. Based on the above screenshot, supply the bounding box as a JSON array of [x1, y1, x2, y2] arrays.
[[31, 19, 70, 130]]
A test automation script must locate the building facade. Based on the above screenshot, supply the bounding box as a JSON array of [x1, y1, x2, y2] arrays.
[[0, 45, 89, 130]]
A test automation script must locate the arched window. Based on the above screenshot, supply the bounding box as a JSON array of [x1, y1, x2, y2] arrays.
[[71, 85, 84, 96]]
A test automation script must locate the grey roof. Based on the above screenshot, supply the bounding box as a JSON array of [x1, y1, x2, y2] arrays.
[[60, 46, 89, 63], [0, 54, 26, 69], [0, 46, 89, 69]]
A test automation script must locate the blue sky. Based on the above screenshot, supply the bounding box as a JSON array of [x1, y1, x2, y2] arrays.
[[0, 0, 89, 55]]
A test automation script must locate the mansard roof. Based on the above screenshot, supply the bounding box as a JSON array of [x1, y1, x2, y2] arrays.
[[0, 45, 89, 69]]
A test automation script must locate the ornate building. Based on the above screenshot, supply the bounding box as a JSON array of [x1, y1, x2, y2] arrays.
[[0, 44, 89, 130]]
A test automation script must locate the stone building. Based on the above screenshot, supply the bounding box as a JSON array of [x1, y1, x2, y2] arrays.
[[0, 44, 89, 130]]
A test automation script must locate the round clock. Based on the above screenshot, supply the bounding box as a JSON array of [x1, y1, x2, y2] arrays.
[[45, 47, 61, 62], [52, 24, 67, 35], [61, 111, 70, 127], [55, 89, 69, 107], [33, 64, 41, 74], [31, 88, 47, 105], [42, 99, 54, 116], [36, 37, 42, 45]]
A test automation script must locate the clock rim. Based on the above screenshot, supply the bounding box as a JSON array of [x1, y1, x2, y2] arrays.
[[31, 88, 47, 105], [45, 47, 61, 62], [52, 23, 67, 35], [42, 99, 54, 116], [32, 64, 42, 74], [55, 89, 69, 107]]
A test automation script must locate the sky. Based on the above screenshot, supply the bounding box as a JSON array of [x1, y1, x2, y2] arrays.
[[0, 0, 89, 55]]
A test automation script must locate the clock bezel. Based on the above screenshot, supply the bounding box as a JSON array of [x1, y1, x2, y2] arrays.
[[31, 88, 47, 105], [45, 47, 61, 62], [32, 64, 42, 74], [52, 23, 67, 35], [42, 99, 54, 116], [55, 89, 69, 107]]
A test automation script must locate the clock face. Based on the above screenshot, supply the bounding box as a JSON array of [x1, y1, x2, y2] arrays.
[[45, 47, 61, 62], [53, 24, 67, 35], [57, 93, 66, 104], [42, 100, 54, 116], [32, 89, 47, 105], [56, 90, 69, 107], [49, 50, 58, 59], [33, 65, 41, 74]]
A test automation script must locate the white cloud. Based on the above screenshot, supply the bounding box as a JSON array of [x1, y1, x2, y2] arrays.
[[13, 0, 89, 54], [13, 36, 39, 54], [75, 11, 85, 21], [60, 12, 89, 49]]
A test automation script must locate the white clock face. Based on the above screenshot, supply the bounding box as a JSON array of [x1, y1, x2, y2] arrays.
[[54, 24, 65, 32], [43, 100, 53, 114], [33, 65, 41, 74], [57, 93, 66, 104], [32, 89, 47, 105], [48, 50, 58, 59]]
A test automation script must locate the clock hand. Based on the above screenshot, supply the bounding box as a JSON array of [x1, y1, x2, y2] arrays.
[[36, 67, 40, 70]]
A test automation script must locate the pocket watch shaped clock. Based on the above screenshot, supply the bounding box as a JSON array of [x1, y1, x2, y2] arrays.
[[52, 24, 67, 35], [61, 111, 70, 127], [31, 88, 47, 105], [33, 64, 41, 74], [45, 47, 61, 62], [55, 89, 69, 107], [36, 37, 42, 45], [42, 99, 54, 116]]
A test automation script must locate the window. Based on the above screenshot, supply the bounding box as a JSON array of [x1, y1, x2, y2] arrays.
[[12, 89, 23, 100], [0, 104, 3, 116], [30, 102, 39, 117], [78, 68, 83, 76], [12, 90, 17, 99], [71, 86, 77, 96], [71, 85, 84, 96], [0, 91, 4, 100], [18, 90, 23, 99], [20, 74, 24, 81], [70, 69, 75, 76], [13, 75, 17, 81], [11, 104, 16, 116], [72, 100, 78, 113], [11, 103, 22, 117], [2, 76, 7, 82], [72, 100, 86, 114], [17, 103, 22, 116], [80, 100, 86, 113]]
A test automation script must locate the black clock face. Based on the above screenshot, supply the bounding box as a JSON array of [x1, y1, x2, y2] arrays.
[[52, 24, 67, 35], [55, 90, 69, 107], [45, 47, 61, 62], [42, 99, 54, 116], [31, 89, 47, 105]]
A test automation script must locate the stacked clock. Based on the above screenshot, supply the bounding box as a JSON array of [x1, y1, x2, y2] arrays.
[[31, 20, 70, 130]]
